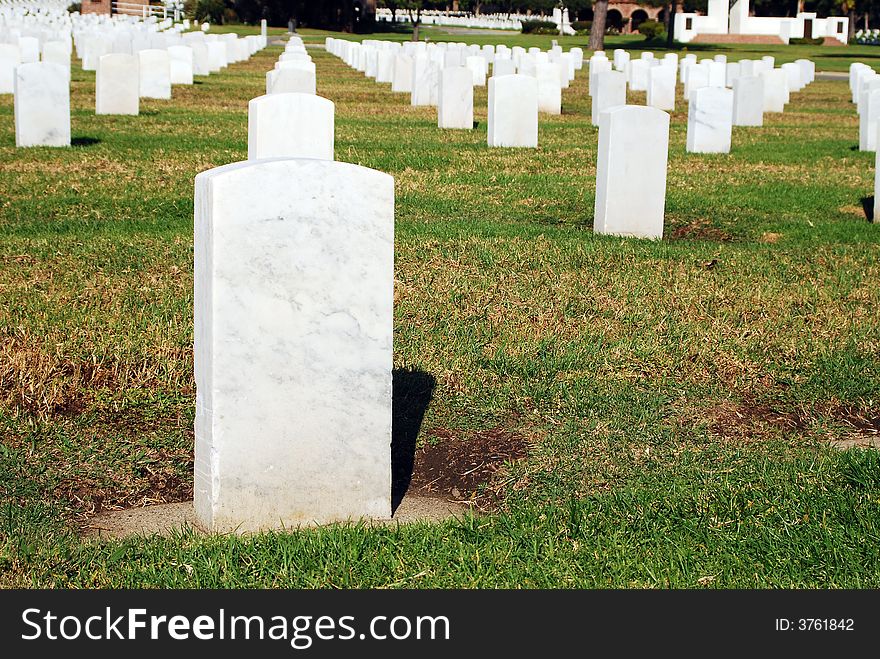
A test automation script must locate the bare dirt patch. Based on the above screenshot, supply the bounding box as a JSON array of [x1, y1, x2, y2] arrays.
[[707, 400, 880, 448], [668, 219, 733, 242], [63, 445, 193, 520], [408, 427, 529, 508]]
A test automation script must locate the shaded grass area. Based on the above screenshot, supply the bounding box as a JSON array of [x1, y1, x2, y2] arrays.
[[1, 31, 879, 587]]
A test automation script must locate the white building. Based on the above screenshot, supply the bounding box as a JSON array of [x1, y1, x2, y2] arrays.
[[675, 0, 848, 44]]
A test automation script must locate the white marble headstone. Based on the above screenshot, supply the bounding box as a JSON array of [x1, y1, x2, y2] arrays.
[[18, 36, 39, 64], [466, 55, 487, 86], [194, 158, 393, 532], [874, 122, 880, 222], [0, 44, 21, 94], [732, 75, 763, 127], [206, 41, 226, 72], [628, 59, 649, 91], [591, 70, 626, 126], [860, 88, 880, 151], [138, 49, 171, 99], [168, 45, 194, 85], [438, 67, 473, 129], [42, 41, 69, 74], [14, 62, 70, 147], [191, 42, 210, 76], [488, 74, 538, 148], [268, 68, 316, 95], [760, 69, 787, 113], [647, 65, 675, 112], [411, 56, 437, 107], [686, 86, 733, 154], [493, 59, 516, 77], [97, 53, 139, 115], [248, 93, 334, 160], [536, 61, 562, 115], [391, 54, 413, 93], [594, 105, 668, 239]]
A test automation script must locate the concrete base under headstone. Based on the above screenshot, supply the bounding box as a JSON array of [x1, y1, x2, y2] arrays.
[[84, 496, 473, 539]]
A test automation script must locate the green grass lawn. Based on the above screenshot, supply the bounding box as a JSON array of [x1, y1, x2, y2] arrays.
[[1, 25, 880, 588]]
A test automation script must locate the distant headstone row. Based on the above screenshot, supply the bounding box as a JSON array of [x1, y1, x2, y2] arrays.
[[326, 37, 584, 146], [326, 37, 815, 159], [252, 37, 332, 160], [0, 3, 267, 146]]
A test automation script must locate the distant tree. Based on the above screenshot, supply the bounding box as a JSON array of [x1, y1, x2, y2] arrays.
[[377, 0, 401, 22], [837, 0, 865, 38], [395, 1, 444, 40], [194, 0, 227, 23], [589, 0, 607, 49]]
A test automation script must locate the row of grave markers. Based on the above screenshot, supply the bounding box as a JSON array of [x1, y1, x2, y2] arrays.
[[850, 62, 880, 222], [326, 37, 815, 156], [2, 7, 268, 146]]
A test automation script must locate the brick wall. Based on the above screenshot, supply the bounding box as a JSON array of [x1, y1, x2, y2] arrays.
[[80, 0, 111, 14], [80, 0, 152, 16]]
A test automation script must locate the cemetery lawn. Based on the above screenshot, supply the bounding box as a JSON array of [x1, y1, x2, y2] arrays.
[[2, 26, 880, 588]]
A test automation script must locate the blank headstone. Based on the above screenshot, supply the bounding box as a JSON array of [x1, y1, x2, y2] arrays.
[[438, 67, 473, 129], [14, 62, 70, 147], [377, 51, 394, 83], [726, 61, 741, 87], [488, 74, 538, 148], [493, 59, 516, 77], [536, 61, 562, 115], [559, 53, 574, 87], [732, 75, 763, 127], [707, 61, 726, 87], [591, 70, 626, 126], [391, 54, 412, 92], [248, 93, 334, 160], [589, 56, 611, 96], [411, 55, 436, 107], [686, 64, 709, 101], [0, 44, 21, 94], [647, 65, 675, 111], [138, 49, 171, 99], [194, 158, 393, 532], [781, 62, 802, 93], [18, 36, 39, 64], [874, 122, 880, 222], [686, 86, 733, 154], [269, 68, 316, 94], [628, 59, 649, 91], [42, 41, 69, 74], [594, 105, 668, 239], [168, 46, 194, 85], [96, 53, 139, 115], [207, 42, 226, 72], [860, 88, 880, 151], [858, 75, 880, 116], [760, 69, 787, 113], [466, 55, 487, 86], [191, 42, 210, 76]]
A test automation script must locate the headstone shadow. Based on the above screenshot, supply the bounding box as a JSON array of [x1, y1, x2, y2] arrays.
[[861, 196, 874, 221], [391, 368, 436, 513], [71, 137, 101, 147]]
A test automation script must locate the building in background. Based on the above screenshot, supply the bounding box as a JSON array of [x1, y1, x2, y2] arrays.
[[675, 0, 848, 44], [80, 0, 152, 15]]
